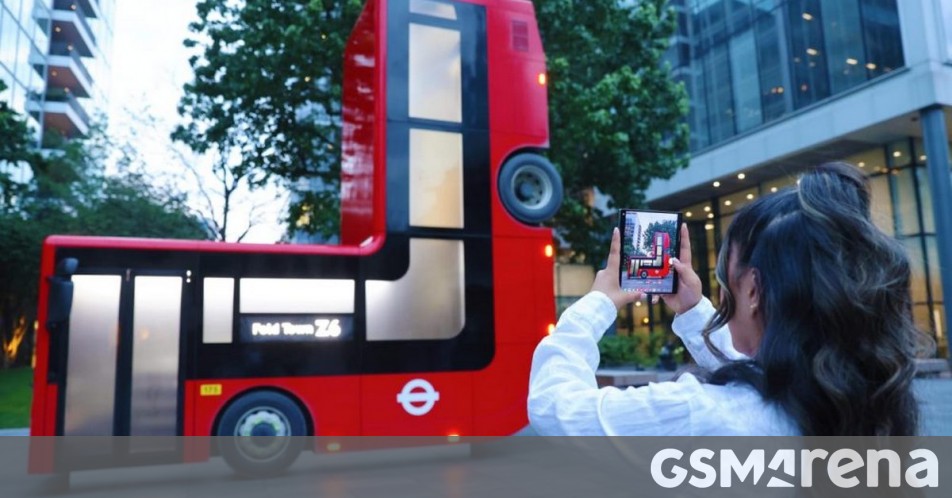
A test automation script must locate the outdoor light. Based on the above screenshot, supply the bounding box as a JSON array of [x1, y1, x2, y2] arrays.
[[867, 63, 877, 70], [707, 213, 714, 219], [858, 162, 865, 167], [846, 58, 858, 65], [705, 224, 714, 231], [704, 206, 711, 212], [770, 187, 778, 193], [893, 151, 902, 157], [724, 200, 732, 206], [806, 48, 819, 56], [713, 181, 721, 188], [686, 211, 693, 218], [746, 193, 754, 200], [737, 173, 746, 180], [642, 317, 650, 325], [920, 155, 927, 161], [802, 12, 813, 21], [635, 301, 642, 307]]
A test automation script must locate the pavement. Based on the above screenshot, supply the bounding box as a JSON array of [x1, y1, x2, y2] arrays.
[[2, 378, 950, 437]]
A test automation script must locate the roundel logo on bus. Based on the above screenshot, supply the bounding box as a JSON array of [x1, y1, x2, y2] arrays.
[[396, 378, 441, 416]]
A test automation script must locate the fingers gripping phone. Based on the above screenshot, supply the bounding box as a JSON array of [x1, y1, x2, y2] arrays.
[[618, 209, 682, 295]]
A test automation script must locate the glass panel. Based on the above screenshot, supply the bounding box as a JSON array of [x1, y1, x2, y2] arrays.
[[913, 304, 935, 340], [844, 146, 887, 175], [703, 43, 735, 142], [893, 167, 921, 236], [860, 0, 904, 77], [819, 0, 866, 94], [408, 23, 461, 123], [64, 275, 121, 436], [754, 8, 787, 121], [130, 276, 182, 438], [868, 174, 894, 236], [409, 129, 463, 229], [366, 239, 465, 340], [729, 28, 762, 132], [786, 0, 830, 108], [887, 140, 912, 168], [240, 278, 355, 313], [410, 0, 457, 20], [917, 167, 934, 233], [203, 278, 234, 344], [903, 238, 928, 304], [717, 187, 759, 216], [943, 0, 952, 61], [926, 236, 943, 301]]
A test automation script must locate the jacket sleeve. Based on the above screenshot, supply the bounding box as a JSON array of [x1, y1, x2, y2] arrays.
[[527, 292, 717, 436], [670, 297, 747, 370]]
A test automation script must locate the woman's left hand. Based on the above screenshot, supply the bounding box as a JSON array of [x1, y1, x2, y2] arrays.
[[592, 227, 646, 310]]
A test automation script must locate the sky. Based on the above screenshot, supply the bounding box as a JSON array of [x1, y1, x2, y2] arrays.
[[108, 0, 287, 243]]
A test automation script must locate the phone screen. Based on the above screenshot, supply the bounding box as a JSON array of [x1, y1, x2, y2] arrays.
[[618, 209, 682, 295]]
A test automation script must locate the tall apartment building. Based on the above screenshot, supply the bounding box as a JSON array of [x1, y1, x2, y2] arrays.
[[638, 0, 952, 357], [0, 0, 114, 149]]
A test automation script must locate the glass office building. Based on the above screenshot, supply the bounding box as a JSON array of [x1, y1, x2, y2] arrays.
[[0, 0, 114, 147], [637, 0, 952, 357]]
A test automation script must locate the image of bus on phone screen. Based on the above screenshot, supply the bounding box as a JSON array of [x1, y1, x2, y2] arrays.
[[618, 209, 682, 295]]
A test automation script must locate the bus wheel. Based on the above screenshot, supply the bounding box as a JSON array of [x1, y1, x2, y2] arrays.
[[216, 391, 308, 477], [639, 270, 648, 279], [498, 153, 563, 224]]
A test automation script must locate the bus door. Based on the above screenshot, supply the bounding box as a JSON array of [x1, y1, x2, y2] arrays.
[[55, 267, 188, 465]]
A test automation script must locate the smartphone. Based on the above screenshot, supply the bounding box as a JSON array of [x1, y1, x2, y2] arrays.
[[618, 209, 682, 295]]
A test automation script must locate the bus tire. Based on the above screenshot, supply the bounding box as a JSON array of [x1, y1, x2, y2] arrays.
[[639, 270, 648, 279], [216, 391, 308, 477], [498, 153, 563, 224]]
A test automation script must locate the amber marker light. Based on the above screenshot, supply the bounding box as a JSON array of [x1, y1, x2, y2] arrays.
[[547, 323, 556, 335], [538, 72, 547, 86], [544, 244, 554, 258]]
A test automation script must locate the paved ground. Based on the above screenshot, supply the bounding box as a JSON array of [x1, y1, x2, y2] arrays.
[[3, 378, 950, 437]]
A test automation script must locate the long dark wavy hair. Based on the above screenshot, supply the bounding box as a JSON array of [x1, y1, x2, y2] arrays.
[[701, 162, 932, 436]]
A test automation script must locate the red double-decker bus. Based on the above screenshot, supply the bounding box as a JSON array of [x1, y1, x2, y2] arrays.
[[627, 232, 672, 279], [30, 0, 562, 475]]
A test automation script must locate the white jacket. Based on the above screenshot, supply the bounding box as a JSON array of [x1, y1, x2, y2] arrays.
[[527, 291, 799, 436]]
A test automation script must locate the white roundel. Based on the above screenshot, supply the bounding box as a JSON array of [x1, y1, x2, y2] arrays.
[[396, 379, 440, 416]]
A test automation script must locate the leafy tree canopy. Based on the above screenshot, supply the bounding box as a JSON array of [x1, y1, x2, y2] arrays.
[[175, 0, 689, 260], [538, 0, 689, 265], [175, 0, 364, 240]]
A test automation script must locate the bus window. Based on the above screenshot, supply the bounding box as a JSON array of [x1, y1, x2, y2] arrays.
[[202, 278, 234, 344], [366, 238, 465, 341], [409, 22, 462, 122], [409, 129, 463, 229], [410, 0, 457, 20]]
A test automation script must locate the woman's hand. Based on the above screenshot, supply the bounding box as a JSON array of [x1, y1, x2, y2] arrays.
[[592, 227, 645, 310], [660, 223, 703, 315]]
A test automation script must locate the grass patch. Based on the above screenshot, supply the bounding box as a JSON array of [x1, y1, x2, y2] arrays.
[[0, 367, 32, 429]]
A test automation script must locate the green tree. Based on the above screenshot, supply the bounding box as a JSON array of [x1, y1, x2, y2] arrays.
[[0, 121, 210, 368], [174, 0, 364, 241], [175, 0, 688, 255], [537, 0, 690, 265], [0, 81, 41, 209]]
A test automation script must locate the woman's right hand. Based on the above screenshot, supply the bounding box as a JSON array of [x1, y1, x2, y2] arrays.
[[661, 223, 703, 315]]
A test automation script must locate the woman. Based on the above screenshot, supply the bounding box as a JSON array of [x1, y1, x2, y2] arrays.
[[528, 162, 927, 436]]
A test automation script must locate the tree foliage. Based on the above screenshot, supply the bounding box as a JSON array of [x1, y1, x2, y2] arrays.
[[0, 115, 210, 368], [175, 0, 688, 259], [537, 0, 690, 265], [175, 0, 364, 240]]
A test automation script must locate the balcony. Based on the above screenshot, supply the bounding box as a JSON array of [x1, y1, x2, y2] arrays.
[[26, 89, 91, 139], [47, 42, 94, 97], [36, 1, 97, 57]]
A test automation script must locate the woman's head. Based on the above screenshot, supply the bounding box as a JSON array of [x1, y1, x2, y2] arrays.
[[703, 162, 929, 436]]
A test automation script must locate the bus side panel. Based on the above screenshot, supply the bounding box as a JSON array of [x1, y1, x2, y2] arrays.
[[472, 342, 534, 434], [30, 241, 58, 437], [361, 373, 473, 436], [185, 377, 361, 436]]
